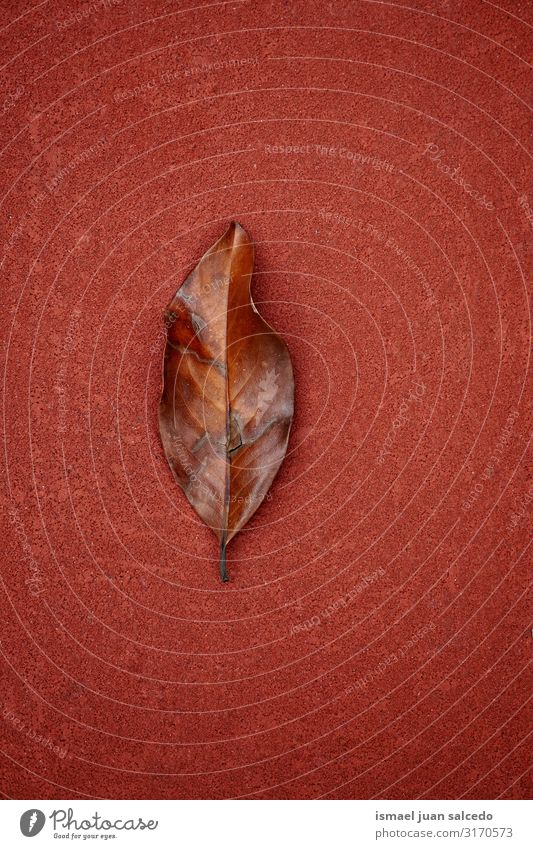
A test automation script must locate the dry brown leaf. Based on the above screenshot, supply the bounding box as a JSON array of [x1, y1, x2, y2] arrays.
[[158, 222, 294, 581]]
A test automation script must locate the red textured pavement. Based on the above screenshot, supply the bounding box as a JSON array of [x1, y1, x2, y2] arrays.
[[1, 0, 531, 800]]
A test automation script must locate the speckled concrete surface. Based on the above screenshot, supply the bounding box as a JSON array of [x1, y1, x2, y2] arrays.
[[0, 0, 531, 800]]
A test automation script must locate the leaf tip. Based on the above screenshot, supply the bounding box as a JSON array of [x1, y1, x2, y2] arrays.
[[228, 220, 249, 241]]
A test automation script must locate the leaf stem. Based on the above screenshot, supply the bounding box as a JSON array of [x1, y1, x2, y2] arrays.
[[219, 539, 229, 582]]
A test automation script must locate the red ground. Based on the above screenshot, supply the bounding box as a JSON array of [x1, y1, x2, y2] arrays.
[[1, 0, 531, 800]]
